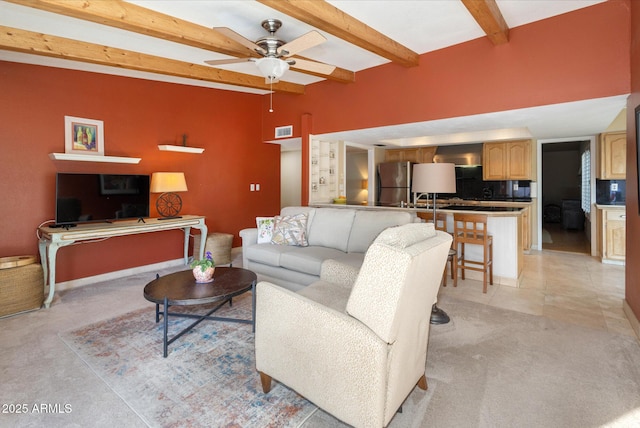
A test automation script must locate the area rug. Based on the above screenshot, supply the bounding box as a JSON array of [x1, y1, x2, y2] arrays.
[[60, 293, 317, 428]]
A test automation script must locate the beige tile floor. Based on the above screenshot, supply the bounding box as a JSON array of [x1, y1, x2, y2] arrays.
[[438, 249, 637, 338]]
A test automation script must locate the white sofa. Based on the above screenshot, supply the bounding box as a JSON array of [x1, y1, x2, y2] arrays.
[[239, 206, 417, 291]]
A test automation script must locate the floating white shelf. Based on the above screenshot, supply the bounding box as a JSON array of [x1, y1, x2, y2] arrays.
[[49, 153, 142, 164], [157, 145, 204, 154]]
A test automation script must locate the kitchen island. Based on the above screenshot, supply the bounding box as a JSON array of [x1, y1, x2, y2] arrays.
[[313, 201, 531, 287]]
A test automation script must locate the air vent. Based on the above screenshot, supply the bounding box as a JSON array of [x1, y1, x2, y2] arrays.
[[275, 125, 293, 139]]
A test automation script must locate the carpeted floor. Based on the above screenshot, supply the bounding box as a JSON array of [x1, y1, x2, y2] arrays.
[[60, 293, 316, 428], [59, 291, 640, 428]]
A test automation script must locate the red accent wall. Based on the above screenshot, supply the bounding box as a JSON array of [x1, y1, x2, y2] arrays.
[[0, 0, 634, 290], [0, 62, 280, 282], [626, 0, 640, 321], [261, 0, 630, 140]]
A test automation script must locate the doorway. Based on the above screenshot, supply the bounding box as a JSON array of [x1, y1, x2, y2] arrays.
[[345, 145, 369, 204], [540, 141, 590, 254]]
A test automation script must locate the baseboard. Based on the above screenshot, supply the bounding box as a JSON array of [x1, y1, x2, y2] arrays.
[[623, 300, 640, 341], [54, 246, 244, 293], [54, 258, 185, 292]]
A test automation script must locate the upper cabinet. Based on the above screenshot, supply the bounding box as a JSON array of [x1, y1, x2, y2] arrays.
[[597, 131, 626, 179], [483, 140, 532, 180], [384, 147, 436, 163]]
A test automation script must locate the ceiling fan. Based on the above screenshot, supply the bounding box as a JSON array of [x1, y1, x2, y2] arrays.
[[205, 19, 336, 83]]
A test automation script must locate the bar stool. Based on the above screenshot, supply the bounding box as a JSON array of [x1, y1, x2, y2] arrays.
[[434, 212, 457, 287], [453, 213, 493, 293]]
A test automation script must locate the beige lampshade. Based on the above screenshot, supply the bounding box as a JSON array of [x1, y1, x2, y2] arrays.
[[150, 172, 188, 193], [412, 163, 456, 193]]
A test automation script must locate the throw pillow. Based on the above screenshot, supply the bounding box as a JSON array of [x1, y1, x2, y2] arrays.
[[271, 213, 309, 246], [256, 217, 275, 244]]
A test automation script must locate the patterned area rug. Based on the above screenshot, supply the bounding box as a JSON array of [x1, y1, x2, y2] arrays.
[[60, 293, 316, 428]]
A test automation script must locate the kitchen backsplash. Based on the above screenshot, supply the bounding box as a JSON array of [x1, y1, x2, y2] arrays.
[[438, 166, 531, 201], [596, 179, 626, 205]]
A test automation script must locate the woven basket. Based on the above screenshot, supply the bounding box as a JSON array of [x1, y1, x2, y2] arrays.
[[0, 263, 44, 317], [193, 233, 234, 266]]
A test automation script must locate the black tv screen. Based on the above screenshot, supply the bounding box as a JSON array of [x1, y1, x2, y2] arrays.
[[55, 173, 150, 225]]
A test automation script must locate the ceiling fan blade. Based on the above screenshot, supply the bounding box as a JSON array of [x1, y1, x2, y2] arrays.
[[205, 58, 253, 66], [291, 58, 336, 75], [278, 31, 326, 57], [213, 27, 265, 55]]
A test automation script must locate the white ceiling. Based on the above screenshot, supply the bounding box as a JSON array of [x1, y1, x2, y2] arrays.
[[0, 0, 626, 148]]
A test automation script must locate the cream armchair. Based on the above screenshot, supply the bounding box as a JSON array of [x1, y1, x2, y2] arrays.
[[255, 223, 452, 428]]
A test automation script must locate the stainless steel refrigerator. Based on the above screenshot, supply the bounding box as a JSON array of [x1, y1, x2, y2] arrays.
[[377, 161, 413, 205]]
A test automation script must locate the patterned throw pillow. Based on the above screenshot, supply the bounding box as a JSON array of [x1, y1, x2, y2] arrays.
[[256, 217, 275, 244], [271, 213, 309, 246]]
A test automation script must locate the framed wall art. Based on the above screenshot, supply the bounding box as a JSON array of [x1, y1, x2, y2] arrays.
[[64, 116, 104, 156]]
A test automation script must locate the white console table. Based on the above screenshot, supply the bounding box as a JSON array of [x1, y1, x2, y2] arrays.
[[38, 215, 208, 308]]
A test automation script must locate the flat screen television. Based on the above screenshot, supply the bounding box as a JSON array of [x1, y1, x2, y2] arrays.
[[55, 173, 150, 226]]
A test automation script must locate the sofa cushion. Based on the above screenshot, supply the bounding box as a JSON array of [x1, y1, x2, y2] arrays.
[[281, 206, 316, 236], [347, 210, 414, 253], [280, 246, 348, 276], [256, 217, 275, 244], [244, 243, 298, 267], [307, 208, 356, 252], [271, 213, 309, 246]]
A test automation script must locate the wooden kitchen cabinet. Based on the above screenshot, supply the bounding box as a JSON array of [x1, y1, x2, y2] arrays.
[[418, 147, 437, 163], [482, 140, 532, 180], [385, 148, 420, 162], [384, 147, 437, 163], [598, 132, 626, 179], [597, 206, 626, 262]]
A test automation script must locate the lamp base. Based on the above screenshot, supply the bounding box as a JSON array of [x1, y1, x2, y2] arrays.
[[430, 304, 450, 325], [156, 192, 183, 218]]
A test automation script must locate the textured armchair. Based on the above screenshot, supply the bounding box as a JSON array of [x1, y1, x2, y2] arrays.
[[255, 223, 452, 427]]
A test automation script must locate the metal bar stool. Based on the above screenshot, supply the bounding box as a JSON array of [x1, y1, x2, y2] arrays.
[[453, 213, 493, 293]]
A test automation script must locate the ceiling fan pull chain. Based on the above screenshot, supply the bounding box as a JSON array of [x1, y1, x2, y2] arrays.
[[269, 78, 274, 113]]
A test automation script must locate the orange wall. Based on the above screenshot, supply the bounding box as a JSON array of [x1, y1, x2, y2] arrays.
[[0, 0, 633, 287], [626, 1, 640, 321], [262, 0, 630, 140], [0, 62, 281, 282]]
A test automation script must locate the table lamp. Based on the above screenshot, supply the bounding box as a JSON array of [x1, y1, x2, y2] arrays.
[[150, 172, 188, 219], [412, 162, 456, 324]]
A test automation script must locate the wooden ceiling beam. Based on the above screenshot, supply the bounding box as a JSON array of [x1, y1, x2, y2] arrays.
[[0, 26, 305, 94], [258, 0, 419, 67], [5, 0, 354, 83], [461, 0, 509, 45], [4, 0, 251, 58]]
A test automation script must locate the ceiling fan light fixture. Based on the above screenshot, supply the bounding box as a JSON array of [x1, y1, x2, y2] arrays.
[[255, 57, 289, 81]]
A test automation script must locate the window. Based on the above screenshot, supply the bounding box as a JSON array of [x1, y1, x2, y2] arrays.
[[581, 150, 591, 213]]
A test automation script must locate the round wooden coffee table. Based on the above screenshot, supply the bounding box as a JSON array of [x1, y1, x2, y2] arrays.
[[144, 267, 257, 357]]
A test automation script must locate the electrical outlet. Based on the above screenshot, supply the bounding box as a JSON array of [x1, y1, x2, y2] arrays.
[[513, 183, 519, 191], [250, 184, 255, 191], [611, 182, 619, 192]]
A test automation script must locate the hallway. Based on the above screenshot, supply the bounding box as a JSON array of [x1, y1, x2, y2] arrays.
[[541, 222, 590, 254]]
